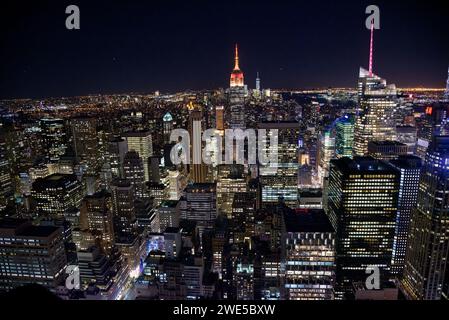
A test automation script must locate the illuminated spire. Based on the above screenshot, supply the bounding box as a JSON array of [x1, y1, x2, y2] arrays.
[[369, 19, 374, 76], [234, 43, 240, 70], [230, 43, 244, 87]]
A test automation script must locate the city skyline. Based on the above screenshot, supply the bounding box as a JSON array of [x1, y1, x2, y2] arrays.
[[1, 0, 449, 99], [2, 0, 449, 306]]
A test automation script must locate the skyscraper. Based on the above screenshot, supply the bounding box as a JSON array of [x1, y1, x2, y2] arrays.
[[402, 136, 449, 300], [388, 156, 421, 277], [31, 174, 84, 219], [353, 68, 398, 156], [188, 109, 207, 183], [39, 118, 67, 162], [230, 44, 244, 88], [71, 117, 99, 173], [318, 129, 336, 184], [327, 157, 399, 298], [231, 191, 256, 244], [80, 190, 115, 253], [216, 106, 225, 131], [0, 219, 68, 292], [258, 122, 300, 208], [335, 115, 354, 159], [163, 112, 174, 144], [282, 209, 336, 300], [111, 179, 136, 236], [229, 44, 246, 129], [353, 26, 397, 156], [123, 151, 147, 200], [123, 131, 153, 182], [107, 137, 128, 179], [0, 135, 13, 213], [148, 155, 161, 183], [180, 183, 217, 239], [217, 165, 247, 218], [154, 200, 180, 233], [256, 72, 261, 92]]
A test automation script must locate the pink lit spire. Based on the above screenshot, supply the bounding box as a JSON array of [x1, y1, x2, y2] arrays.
[[369, 19, 374, 76], [234, 43, 240, 70]]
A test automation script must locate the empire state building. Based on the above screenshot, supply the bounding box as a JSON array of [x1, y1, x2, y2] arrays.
[[228, 44, 246, 129], [230, 44, 244, 87]]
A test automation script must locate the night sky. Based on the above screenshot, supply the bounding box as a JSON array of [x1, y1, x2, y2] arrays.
[[1, 0, 448, 99]]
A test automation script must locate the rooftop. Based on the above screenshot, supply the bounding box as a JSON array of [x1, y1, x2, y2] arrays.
[[32, 173, 78, 189], [331, 156, 396, 173], [389, 155, 422, 169], [284, 209, 334, 233], [368, 140, 407, 147], [0, 219, 61, 238]]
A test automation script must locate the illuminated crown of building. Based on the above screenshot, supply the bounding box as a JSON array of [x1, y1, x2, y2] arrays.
[[230, 44, 244, 88]]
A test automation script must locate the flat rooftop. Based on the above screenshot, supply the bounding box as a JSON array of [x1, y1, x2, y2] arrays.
[[0, 219, 60, 238], [331, 156, 396, 173], [284, 209, 334, 233], [32, 173, 78, 188], [368, 140, 407, 147]]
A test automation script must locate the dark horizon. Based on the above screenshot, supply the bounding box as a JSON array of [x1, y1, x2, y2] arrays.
[[1, 0, 449, 99]]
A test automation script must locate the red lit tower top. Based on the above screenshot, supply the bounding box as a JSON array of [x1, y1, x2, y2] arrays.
[[230, 44, 244, 87]]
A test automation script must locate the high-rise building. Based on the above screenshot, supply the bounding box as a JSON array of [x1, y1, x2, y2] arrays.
[[39, 118, 67, 162], [388, 156, 421, 277], [167, 169, 185, 200], [231, 191, 256, 244], [71, 117, 99, 173], [0, 219, 68, 292], [123, 131, 153, 182], [153, 200, 180, 233], [188, 109, 207, 183], [183, 256, 204, 300], [258, 122, 300, 208], [229, 44, 246, 129], [335, 115, 354, 159], [327, 157, 399, 297], [111, 179, 136, 236], [256, 72, 261, 92], [367, 141, 408, 161], [0, 136, 13, 213], [164, 227, 182, 259], [217, 165, 247, 218], [353, 27, 397, 156], [163, 112, 174, 144], [107, 137, 128, 179], [353, 68, 398, 156], [147, 181, 167, 208], [282, 209, 336, 300], [148, 155, 161, 183], [230, 44, 244, 88], [31, 174, 84, 219], [80, 190, 115, 253], [318, 129, 336, 184], [402, 136, 449, 300], [123, 151, 147, 200], [180, 183, 217, 238], [216, 106, 225, 131], [77, 246, 129, 300]]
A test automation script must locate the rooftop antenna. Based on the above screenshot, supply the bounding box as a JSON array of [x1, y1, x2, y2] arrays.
[[369, 19, 374, 76]]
